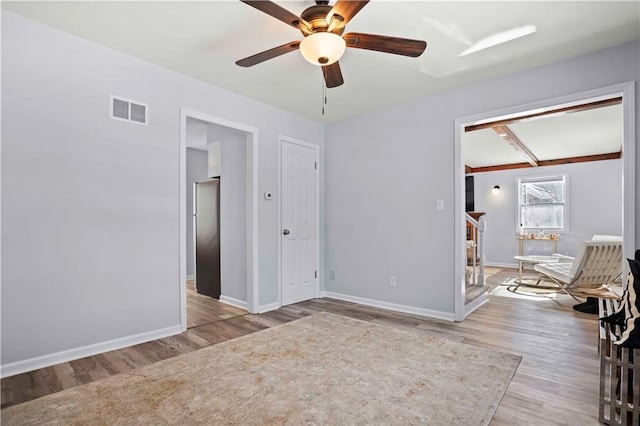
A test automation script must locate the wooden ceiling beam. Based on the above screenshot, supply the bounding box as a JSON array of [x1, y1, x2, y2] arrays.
[[466, 151, 621, 174], [492, 125, 539, 167], [538, 151, 621, 167], [465, 97, 622, 132]]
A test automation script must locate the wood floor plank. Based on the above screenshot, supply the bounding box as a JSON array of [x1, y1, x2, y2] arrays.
[[134, 341, 180, 363], [186, 278, 247, 328], [176, 329, 216, 348], [156, 335, 203, 355], [50, 363, 81, 390], [188, 322, 243, 344], [68, 357, 112, 384], [28, 367, 61, 401]]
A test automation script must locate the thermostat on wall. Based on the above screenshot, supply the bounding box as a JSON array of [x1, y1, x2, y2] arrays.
[[264, 192, 273, 200]]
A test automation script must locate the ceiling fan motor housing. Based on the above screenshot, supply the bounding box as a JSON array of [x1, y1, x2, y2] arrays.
[[299, 5, 346, 36]]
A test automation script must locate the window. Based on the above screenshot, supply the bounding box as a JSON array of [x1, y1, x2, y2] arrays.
[[517, 175, 567, 231]]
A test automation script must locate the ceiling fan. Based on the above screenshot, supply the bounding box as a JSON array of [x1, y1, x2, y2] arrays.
[[236, 0, 427, 88]]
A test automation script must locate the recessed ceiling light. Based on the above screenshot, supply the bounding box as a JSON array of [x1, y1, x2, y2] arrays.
[[459, 25, 537, 57]]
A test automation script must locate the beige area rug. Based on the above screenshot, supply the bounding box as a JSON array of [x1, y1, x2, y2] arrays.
[[2, 312, 521, 425]]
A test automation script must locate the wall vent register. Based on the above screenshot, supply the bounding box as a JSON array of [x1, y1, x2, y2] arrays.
[[109, 95, 148, 125]]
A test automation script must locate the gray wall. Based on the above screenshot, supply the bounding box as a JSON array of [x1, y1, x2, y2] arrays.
[[1, 12, 324, 368], [472, 159, 623, 266], [213, 126, 248, 304], [324, 40, 639, 315], [186, 148, 208, 277]]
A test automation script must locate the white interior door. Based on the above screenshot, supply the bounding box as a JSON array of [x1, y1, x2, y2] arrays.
[[280, 139, 318, 306]]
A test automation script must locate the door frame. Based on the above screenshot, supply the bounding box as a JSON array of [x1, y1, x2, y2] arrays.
[[278, 135, 320, 307], [179, 108, 259, 330], [453, 81, 636, 321]]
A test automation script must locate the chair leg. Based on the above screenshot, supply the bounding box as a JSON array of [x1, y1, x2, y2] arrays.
[[540, 275, 582, 301], [560, 287, 582, 301]]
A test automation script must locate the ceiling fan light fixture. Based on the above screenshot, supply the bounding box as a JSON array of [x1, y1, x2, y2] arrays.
[[300, 32, 346, 66]]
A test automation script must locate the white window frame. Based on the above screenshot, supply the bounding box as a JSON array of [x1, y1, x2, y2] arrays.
[[517, 174, 568, 233]]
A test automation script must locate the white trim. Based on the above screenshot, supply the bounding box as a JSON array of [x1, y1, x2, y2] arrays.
[[180, 112, 188, 329], [180, 109, 260, 333], [1, 325, 181, 379], [278, 135, 321, 307], [321, 291, 455, 322], [464, 293, 488, 318], [192, 182, 197, 289], [454, 110, 466, 321], [620, 84, 636, 262], [258, 302, 281, 314], [186, 274, 194, 280], [277, 138, 283, 307], [219, 295, 248, 310], [454, 82, 636, 321]]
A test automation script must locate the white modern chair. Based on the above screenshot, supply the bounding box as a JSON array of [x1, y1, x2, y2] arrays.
[[534, 240, 623, 299]]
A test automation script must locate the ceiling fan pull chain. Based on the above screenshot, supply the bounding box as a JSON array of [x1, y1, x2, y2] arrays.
[[325, 83, 328, 106], [321, 74, 326, 115]]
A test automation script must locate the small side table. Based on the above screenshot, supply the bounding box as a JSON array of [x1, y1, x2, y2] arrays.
[[513, 255, 562, 289], [516, 234, 559, 256]]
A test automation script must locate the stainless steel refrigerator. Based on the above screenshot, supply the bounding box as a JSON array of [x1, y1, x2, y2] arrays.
[[194, 178, 221, 299]]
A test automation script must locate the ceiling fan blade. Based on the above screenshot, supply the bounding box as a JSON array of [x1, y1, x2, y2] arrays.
[[240, 0, 307, 29], [322, 62, 344, 88], [327, 1, 369, 25], [236, 41, 301, 67], [344, 32, 427, 57]]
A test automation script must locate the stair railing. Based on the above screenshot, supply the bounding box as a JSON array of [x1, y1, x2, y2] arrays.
[[465, 213, 486, 286]]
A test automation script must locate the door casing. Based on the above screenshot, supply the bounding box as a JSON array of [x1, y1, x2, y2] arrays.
[[453, 82, 636, 321], [179, 108, 259, 330]]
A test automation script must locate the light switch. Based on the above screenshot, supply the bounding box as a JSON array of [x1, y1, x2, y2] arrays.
[[436, 199, 444, 211]]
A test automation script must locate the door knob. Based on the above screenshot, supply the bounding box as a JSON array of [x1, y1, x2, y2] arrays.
[[282, 229, 290, 235]]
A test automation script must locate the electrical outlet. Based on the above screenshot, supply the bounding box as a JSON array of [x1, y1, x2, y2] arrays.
[[329, 270, 335, 280], [390, 276, 397, 287]]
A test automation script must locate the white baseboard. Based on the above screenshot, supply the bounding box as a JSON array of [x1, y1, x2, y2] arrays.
[[320, 291, 455, 322], [1, 325, 182, 379], [219, 295, 247, 310], [185, 275, 195, 280], [465, 294, 488, 318], [258, 302, 280, 313]]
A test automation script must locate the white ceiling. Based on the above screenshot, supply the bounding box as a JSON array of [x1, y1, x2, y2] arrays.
[[463, 103, 623, 168], [3, 1, 639, 123]]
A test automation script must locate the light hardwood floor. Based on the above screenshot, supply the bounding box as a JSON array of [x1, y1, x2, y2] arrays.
[[2, 269, 601, 425], [186, 279, 246, 329]]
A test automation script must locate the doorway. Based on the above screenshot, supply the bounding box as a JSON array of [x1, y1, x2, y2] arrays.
[[279, 136, 320, 307], [453, 82, 636, 321], [179, 109, 259, 332]]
